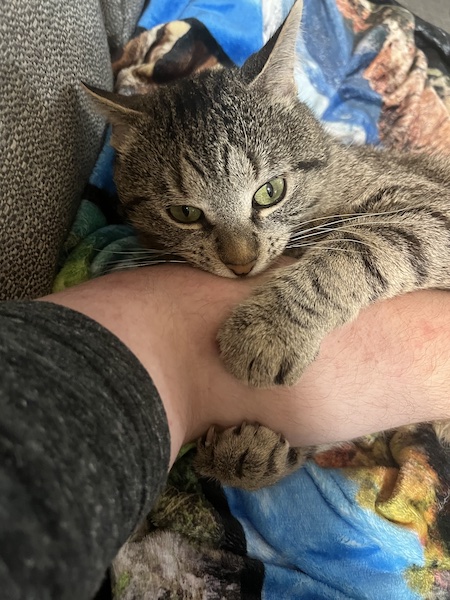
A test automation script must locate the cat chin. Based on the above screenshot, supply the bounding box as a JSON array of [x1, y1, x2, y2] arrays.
[[205, 262, 274, 279], [190, 263, 237, 279], [195, 264, 260, 279]]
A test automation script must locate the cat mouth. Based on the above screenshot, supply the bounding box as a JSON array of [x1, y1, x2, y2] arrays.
[[224, 259, 257, 277], [189, 259, 259, 279]]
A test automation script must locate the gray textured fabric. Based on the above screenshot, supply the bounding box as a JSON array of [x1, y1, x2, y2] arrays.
[[100, 0, 146, 51], [0, 300, 169, 599], [0, 0, 111, 300], [0, 0, 141, 301], [401, 0, 450, 33]]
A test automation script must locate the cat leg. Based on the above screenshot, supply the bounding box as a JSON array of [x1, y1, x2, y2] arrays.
[[194, 423, 308, 490], [219, 212, 450, 387], [218, 248, 372, 387]]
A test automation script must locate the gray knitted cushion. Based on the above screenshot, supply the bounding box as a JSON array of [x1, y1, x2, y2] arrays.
[[0, 0, 143, 300]]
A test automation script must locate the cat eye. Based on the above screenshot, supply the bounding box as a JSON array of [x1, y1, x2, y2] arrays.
[[168, 205, 204, 224], [253, 177, 286, 208]]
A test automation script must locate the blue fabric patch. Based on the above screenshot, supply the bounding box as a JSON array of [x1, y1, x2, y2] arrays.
[[296, 0, 381, 144], [89, 129, 116, 195], [137, 0, 263, 65], [224, 462, 423, 600]]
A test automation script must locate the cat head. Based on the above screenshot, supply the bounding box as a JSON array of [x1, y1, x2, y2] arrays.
[[85, 0, 330, 277]]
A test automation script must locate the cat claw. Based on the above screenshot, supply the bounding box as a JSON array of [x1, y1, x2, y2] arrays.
[[204, 426, 216, 447]]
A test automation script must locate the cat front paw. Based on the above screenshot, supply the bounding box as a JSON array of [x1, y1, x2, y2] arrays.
[[217, 295, 320, 387], [195, 423, 306, 490]]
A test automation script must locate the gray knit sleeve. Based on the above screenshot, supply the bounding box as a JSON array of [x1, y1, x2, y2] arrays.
[[0, 300, 170, 600]]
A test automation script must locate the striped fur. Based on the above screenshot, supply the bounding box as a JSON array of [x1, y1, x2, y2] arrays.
[[86, 0, 450, 488]]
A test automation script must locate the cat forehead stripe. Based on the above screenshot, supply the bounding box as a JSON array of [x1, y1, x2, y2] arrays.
[[183, 152, 206, 179]]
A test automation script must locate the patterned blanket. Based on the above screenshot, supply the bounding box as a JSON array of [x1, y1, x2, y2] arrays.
[[56, 1, 450, 598]]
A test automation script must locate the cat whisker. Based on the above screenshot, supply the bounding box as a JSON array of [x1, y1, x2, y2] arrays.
[[289, 221, 414, 243], [289, 207, 410, 240], [92, 248, 167, 255], [289, 226, 374, 245], [285, 237, 379, 253], [107, 259, 188, 271], [289, 219, 415, 245], [285, 244, 364, 254], [318, 235, 381, 253], [292, 208, 407, 232], [102, 257, 187, 267], [289, 216, 413, 243]]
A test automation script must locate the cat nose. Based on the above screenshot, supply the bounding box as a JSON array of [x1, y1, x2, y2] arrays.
[[226, 260, 256, 276]]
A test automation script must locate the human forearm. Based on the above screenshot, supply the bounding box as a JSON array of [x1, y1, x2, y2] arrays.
[[285, 288, 450, 446], [45, 267, 450, 449]]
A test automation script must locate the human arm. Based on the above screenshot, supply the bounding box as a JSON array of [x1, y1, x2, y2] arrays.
[[1, 265, 450, 599], [0, 299, 170, 600], [46, 265, 450, 451]]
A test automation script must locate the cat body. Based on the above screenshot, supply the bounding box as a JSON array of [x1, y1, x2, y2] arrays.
[[86, 0, 450, 489]]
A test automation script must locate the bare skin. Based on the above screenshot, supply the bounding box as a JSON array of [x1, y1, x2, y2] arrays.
[[42, 265, 450, 466]]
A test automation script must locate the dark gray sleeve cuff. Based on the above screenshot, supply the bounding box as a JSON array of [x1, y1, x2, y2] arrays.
[[0, 300, 170, 600]]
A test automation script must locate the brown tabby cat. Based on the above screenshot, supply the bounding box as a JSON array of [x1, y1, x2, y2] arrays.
[[85, 0, 450, 490]]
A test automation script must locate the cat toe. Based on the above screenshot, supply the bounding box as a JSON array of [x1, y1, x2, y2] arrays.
[[218, 312, 304, 387], [195, 423, 307, 490]]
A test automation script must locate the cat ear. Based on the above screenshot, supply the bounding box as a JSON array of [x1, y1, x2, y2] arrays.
[[248, 0, 303, 100], [240, 25, 283, 84], [81, 83, 143, 151]]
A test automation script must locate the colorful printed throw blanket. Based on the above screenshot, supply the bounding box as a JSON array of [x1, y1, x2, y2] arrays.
[[56, 1, 450, 598]]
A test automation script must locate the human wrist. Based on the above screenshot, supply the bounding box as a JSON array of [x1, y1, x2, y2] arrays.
[[38, 268, 194, 465]]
